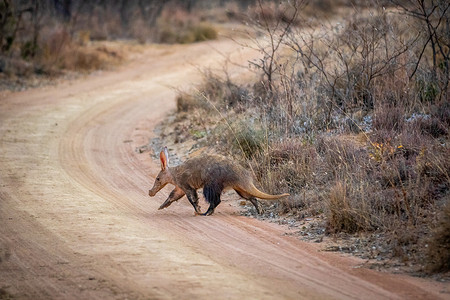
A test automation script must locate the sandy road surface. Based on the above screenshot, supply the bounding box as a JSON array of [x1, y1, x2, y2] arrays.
[[0, 38, 448, 299]]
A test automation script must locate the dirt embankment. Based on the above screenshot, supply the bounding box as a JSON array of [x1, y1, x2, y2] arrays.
[[0, 38, 448, 299]]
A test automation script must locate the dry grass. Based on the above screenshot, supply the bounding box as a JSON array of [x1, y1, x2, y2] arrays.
[[1, 1, 223, 90], [3, 0, 449, 274], [427, 203, 450, 273], [1, 23, 135, 89], [155, 6, 218, 44], [162, 7, 449, 276], [131, 0, 450, 275], [328, 182, 363, 234], [166, 4, 449, 270]]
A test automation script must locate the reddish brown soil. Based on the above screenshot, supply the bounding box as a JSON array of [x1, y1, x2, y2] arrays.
[[0, 39, 448, 299]]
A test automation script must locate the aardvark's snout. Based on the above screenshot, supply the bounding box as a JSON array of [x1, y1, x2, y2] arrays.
[[149, 189, 156, 197]]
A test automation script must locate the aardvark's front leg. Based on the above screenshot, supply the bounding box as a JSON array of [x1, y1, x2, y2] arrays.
[[184, 188, 203, 215], [158, 187, 185, 210]]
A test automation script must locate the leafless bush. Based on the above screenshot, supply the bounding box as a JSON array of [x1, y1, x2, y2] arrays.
[[391, 0, 450, 101], [288, 8, 418, 121], [244, 0, 304, 95], [373, 104, 405, 134]]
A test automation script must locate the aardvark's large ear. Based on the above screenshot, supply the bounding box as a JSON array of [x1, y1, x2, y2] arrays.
[[160, 147, 169, 170]]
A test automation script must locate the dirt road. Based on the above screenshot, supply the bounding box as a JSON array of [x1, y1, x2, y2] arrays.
[[0, 38, 447, 299]]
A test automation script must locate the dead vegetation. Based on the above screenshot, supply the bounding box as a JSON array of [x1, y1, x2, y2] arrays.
[[2, 0, 449, 277], [160, 0, 450, 276], [0, 0, 225, 90]]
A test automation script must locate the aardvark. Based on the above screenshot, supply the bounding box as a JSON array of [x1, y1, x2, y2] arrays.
[[148, 147, 289, 216]]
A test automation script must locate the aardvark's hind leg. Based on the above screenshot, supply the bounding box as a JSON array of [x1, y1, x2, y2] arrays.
[[248, 197, 263, 214], [235, 189, 263, 214]]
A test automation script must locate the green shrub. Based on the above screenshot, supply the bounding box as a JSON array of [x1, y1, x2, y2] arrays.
[[192, 23, 218, 41], [176, 92, 210, 112], [417, 78, 439, 103], [233, 121, 265, 159], [156, 18, 217, 44]]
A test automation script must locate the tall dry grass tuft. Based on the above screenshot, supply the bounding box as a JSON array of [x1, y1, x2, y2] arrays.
[[426, 203, 450, 273], [327, 181, 368, 234]]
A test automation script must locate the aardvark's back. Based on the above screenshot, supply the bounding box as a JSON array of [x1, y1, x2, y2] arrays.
[[180, 154, 250, 189]]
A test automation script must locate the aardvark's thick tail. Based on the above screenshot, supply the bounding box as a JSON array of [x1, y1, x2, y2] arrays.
[[246, 183, 289, 200]]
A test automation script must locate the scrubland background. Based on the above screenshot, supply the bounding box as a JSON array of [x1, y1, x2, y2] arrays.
[[1, 0, 448, 275]]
